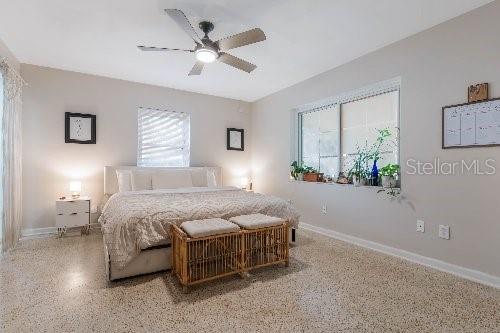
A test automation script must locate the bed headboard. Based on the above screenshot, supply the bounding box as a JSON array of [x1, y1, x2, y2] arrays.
[[104, 166, 223, 195]]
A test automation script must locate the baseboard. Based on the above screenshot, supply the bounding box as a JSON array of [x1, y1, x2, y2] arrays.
[[300, 222, 500, 289], [21, 223, 101, 239], [21, 227, 57, 238]]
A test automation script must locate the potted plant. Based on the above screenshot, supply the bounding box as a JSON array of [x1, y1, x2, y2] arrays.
[[290, 161, 305, 180], [349, 166, 368, 186], [379, 164, 399, 188], [347, 143, 370, 186], [302, 166, 323, 182]]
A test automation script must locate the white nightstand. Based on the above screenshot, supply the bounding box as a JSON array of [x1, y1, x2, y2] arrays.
[[56, 196, 91, 237]]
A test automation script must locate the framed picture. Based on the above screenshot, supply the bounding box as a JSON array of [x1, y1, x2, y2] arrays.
[[468, 83, 488, 103], [227, 128, 244, 151], [65, 112, 96, 144]]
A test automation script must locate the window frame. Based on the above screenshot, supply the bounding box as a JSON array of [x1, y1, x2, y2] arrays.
[[137, 107, 191, 168], [292, 78, 401, 180]]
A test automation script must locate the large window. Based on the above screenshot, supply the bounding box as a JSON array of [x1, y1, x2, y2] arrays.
[[137, 108, 190, 167], [297, 82, 399, 177]]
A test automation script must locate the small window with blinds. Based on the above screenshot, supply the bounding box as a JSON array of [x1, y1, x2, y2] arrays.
[[137, 108, 190, 167]]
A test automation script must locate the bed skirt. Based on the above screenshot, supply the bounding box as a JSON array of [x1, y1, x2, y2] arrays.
[[104, 240, 172, 281]]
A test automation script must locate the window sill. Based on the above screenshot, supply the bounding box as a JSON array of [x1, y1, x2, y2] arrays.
[[288, 179, 400, 190]]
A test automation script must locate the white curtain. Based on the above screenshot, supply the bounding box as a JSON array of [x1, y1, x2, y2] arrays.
[[0, 58, 23, 253]]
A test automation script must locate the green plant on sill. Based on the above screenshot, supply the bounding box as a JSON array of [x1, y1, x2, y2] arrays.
[[290, 161, 302, 179], [291, 161, 317, 180], [346, 127, 397, 182], [347, 153, 369, 180], [347, 141, 370, 181], [368, 128, 392, 162], [302, 165, 317, 174], [378, 164, 401, 198], [379, 164, 400, 177]]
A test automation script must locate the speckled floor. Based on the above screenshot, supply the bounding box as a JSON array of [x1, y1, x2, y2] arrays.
[[1, 230, 499, 333]]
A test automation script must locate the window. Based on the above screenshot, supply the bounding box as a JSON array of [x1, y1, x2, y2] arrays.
[[299, 105, 340, 177], [137, 108, 190, 167], [340, 90, 399, 172], [296, 80, 399, 177]]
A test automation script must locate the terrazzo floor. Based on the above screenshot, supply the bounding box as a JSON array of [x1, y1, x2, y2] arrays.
[[1, 229, 499, 332]]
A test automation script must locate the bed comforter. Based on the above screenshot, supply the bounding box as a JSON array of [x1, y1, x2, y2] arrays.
[[99, 187, 300, 268]]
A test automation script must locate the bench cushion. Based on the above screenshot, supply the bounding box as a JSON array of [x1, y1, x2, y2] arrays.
[[181, 218, 240, 238], [229, 213, 285, 229]]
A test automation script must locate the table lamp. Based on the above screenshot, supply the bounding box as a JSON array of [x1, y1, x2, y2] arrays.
[[70, 180, 81, 199]]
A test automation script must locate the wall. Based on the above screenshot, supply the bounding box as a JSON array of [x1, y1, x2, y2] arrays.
[[21, 65, 251, 229], [0, 37, 19, 70], [251, 1, 500, 278]]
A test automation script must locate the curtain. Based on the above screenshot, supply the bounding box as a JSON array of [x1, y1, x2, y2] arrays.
[[0, 58, 23, 253]]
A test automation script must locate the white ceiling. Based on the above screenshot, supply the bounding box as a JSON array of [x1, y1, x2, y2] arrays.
[[0, 0, 493, 102]]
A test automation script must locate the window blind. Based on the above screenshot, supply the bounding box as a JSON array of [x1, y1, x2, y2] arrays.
[[137, 108, 190, 167]]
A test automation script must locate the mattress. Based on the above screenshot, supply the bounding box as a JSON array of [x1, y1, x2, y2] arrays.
[[99, 187, 300, 269]]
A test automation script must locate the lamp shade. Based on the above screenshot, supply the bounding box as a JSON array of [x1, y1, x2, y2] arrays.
[[240, 177, 249, 188], [69, 181, 81, 193]]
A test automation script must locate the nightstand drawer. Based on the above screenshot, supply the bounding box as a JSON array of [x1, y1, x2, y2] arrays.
[[56, 200, 89, 215], [56, 212, 89, 228]]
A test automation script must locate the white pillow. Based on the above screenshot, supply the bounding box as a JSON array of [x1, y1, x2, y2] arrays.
[[115, 170, 132, 192], [131, 171, 153, 191], [152, 170, 193, 189], [207, 169, 217, 187]]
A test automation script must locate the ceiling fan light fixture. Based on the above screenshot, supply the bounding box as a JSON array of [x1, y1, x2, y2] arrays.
[[195, 48, 218, 63], [139, 9, 266, 75]]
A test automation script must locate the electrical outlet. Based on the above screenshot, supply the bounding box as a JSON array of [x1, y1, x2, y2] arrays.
[[439, 225, 450, 240], [321, 204, 327, 214], [416, 220, 425, 233]]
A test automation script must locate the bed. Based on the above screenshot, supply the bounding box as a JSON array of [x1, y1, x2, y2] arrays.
[[100, 166, 300, 281]]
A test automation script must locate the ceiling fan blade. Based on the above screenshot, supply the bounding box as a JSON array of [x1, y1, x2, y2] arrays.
[[216, 28, 266, 51], [188, 61, 204, 76], [165, 9, 202, 45], [137, 46, 193, 52], [218, 53, 256, 73]]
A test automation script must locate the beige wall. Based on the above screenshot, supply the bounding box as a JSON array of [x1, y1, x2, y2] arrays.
[[0, 36, 19, 70], [251, 1, 500, 278], [21, 65, 251, 229]]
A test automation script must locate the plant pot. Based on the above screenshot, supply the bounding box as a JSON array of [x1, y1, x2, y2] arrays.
[[381, 175, 397, 188], [303, 172, 323, 182], [297, 173, 304, 181], [352, 175, 367, 187]]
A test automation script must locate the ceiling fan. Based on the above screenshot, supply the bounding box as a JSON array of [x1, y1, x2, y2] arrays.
[[138, 9, 266, 76]]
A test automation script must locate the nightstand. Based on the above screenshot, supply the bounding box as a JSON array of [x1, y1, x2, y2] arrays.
[[56, 196, 91, 237]]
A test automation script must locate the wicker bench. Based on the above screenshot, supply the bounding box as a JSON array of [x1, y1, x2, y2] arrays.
[[171, 215, 289, 292], [171, 218, 243, 292], [229, 214, 289, 272]]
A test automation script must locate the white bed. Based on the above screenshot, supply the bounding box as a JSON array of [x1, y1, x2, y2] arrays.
[[100, 166, 299, 281]]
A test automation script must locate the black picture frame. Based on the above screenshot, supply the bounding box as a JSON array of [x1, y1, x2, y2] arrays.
[[227, 128, 244, 151], [65, 112, 96, 144]]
